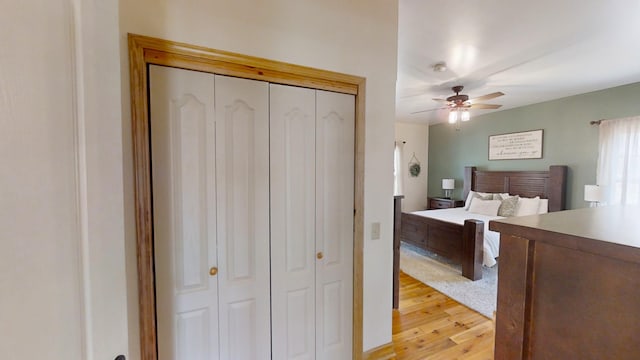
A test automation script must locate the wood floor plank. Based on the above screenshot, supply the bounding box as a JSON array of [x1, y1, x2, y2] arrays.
[[450, 321, 494, 345], [424, 328, 493, 360], [386, 271, 495, 360], [393, 310, 487, 345]]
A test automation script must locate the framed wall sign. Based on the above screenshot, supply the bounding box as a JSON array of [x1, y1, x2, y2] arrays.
[[489, 129, 543, 160]]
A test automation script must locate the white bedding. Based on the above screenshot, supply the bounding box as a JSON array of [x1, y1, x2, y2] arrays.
[[410, 208, 503, 267]]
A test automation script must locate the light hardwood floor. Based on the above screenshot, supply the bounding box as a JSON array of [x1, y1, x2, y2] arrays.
[[388, 271, 495, 360]]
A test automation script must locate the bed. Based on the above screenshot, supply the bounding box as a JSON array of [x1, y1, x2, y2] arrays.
[[400, 165, 568, 281]]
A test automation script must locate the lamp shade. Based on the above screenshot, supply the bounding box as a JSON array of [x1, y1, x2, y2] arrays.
[[584, 185, 602, 202], [442, 178, 455, 190]]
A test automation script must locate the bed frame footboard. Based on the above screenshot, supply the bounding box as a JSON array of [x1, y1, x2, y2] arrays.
[[401, 212, 484, 281], [462, 219, 483, 281]]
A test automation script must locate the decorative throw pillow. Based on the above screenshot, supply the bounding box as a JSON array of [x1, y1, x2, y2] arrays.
[[468, 198, 502, 216], [498, 195, 520, 217], [515, 196, 541, 216]]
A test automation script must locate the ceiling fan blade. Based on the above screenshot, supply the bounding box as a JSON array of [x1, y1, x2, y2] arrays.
[[470, 103, 502, 109], [432, 98, 448, 102], [411, 106, 444, 114], [469, 92, 504, 102]]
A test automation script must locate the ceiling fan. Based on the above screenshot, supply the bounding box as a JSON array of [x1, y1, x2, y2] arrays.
[[412, 85, 504, 115]]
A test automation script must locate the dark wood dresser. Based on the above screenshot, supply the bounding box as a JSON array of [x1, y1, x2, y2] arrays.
[[489, 206, 640, 360], [427, 197, 464, 210], [393, 195, 403, 309]]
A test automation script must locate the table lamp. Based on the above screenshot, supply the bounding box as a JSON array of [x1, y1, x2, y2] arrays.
[[584, 184, 602, 207], [442, 178, 455, 199]]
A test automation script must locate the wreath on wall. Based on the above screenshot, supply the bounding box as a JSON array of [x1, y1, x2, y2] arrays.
[[408, 153, 421, 177]]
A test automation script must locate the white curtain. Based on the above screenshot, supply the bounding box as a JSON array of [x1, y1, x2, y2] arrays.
[[394, 141, 404, 196], [596, 116, 640, 205]]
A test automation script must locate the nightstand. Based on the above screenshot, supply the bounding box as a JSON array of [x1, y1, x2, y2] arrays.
[[428, 197, 464, 210]]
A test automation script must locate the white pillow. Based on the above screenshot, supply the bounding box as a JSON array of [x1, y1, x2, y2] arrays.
[[464, 191, 480, 209], [515, 196, 541, 216], [465, 191, 486, 209], [468, 198, 502, 216], [538, 199, 549, 214]]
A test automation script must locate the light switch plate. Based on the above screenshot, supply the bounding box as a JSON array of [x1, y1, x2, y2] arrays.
[[371, 222, 381, 240]]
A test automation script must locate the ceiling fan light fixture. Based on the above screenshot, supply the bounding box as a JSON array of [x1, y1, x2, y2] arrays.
[[448, 110, 458, 124], [461, 109, 470, 122], [412, 85, 502, 122], [448, 108, 470, 126]]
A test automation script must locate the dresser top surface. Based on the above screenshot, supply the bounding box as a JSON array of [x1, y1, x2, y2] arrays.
[[489, 205, 640, 250]]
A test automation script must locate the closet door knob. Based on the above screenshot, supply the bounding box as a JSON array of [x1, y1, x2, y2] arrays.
[[317, 252, 324, 260], [209, 267, 218, 276]]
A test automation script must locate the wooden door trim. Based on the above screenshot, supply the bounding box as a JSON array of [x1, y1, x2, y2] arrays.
[[128, 33, 366, 360]]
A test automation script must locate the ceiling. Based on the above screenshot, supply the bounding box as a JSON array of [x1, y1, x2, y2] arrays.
[[396, 0, 640, 124]]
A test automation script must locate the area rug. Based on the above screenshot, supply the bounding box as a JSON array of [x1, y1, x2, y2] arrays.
[[400, 243, 497, 318]]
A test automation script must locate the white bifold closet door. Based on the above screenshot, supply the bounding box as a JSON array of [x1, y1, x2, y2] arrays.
[[270, 84, 354, 360], [314, 89, 354, 360], [150, 65, 354, 360], [151, 65, 271, 360]]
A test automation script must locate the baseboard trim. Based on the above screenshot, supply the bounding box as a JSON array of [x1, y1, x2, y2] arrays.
[[363, 341, 396, 360]]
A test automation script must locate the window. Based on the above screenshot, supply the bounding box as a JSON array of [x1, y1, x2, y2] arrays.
[[596, 116, 640, 205]]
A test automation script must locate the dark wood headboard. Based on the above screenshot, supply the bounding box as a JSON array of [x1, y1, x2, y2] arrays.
[[462, 165, 568, 212]]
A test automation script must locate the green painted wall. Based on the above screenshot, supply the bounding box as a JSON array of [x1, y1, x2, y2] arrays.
[[428, 82, 640, 209]]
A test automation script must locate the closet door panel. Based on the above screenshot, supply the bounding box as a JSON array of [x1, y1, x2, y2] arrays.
[[214, 75, 271, 360], [150, 65, 218, 360], [270, 84, 317, 360], [315, 90, 355, 359]]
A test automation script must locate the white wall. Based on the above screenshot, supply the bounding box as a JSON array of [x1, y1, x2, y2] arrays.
[[1, 0, 128, 359], [119, 0, 399, 355], [395, 122, 429, 211]]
